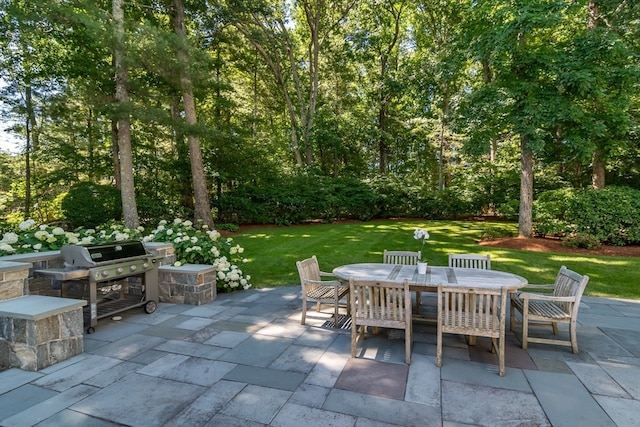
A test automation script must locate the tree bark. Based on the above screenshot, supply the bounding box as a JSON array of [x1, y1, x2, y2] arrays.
[[519, 137, 534, 237], [172, 0, 214, 229], [588, 1, 605, 189], [113, 0, 139, 229]]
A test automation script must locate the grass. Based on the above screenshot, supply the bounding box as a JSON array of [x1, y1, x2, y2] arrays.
[[231, 219, 640, 300]]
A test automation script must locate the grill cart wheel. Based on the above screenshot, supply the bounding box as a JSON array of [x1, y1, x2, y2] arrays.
[[87, 327, 95, 334], [144, 300, 157, 314]]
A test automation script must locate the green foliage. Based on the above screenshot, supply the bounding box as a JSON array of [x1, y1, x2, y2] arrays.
[[562, 233, 601, 250], [216, 223, 239, 232], [61, 182, 122, 228], [534, 186, 640, 245], [479, 225, 518, 241]]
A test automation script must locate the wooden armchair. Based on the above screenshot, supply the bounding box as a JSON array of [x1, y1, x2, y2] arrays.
[[349, 278, 412, 364], [510, 266, 589, 354], [296, 256, 349, 327], [449, 253, 491, 270], [383, 250, 421, 265], [437, 285, 508, 376]]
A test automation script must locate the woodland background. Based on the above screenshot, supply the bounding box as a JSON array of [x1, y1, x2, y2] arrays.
[[1, 0, 639, 240]]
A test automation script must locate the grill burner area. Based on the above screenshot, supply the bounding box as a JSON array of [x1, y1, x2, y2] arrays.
[[36, 240, 161, 333]]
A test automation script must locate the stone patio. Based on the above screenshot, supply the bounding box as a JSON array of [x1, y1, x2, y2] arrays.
[[0, 286, 638, 426]]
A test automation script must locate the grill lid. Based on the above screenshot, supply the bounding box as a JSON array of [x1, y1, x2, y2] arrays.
[[61, 240, 148, 268]]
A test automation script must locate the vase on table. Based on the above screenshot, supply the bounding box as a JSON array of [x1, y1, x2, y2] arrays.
[[417, 261, 427, 274]]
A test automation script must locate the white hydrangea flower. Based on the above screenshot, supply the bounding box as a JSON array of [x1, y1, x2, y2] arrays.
[[174, 237, 182, 244], [174, 261, 182, 267], [159, 220, 167, 225], [217, 271, 226, 280], [166, 229, 173, 235], [191, 236, 198, 244], [19, 219, 36, 231], [47, 236, 57, 243], [33, 243, 42, 251], [39, 224, 48, 230], [173, 218, 182, 224], [184, 220, 192, 227], [1, 232, 19, 244], [81, 237, 94, 244], [115, 233, 129, 241], [157, 225, 165, 232], [52, 227, 65, 235], [0, 243, 16, 252]]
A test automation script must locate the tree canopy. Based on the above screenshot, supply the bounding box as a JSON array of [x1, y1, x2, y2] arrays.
[[1, 0, 638, 236]]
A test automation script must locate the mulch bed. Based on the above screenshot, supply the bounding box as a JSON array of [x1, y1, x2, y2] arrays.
[[479, 237, 640, 257]]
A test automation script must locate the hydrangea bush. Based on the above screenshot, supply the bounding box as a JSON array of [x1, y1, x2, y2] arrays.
[[0, 218, 251, 292]]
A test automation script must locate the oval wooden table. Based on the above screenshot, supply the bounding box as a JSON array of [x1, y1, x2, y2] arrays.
[[332, 263, 528, 318]]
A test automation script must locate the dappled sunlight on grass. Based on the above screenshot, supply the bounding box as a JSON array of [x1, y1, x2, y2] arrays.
[[232, 220, 640, 299]]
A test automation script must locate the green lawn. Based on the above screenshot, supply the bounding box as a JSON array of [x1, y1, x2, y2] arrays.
[[231, 219, 640, 300]]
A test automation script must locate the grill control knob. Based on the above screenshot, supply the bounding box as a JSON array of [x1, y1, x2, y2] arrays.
[[143, 262, 149, 268], [130, 265, 137, 272], [116, 267, 124, 274], [101, 271, 109, 277]]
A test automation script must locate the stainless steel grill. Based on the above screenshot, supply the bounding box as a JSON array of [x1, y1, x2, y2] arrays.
[[37, 240, 161, 334]]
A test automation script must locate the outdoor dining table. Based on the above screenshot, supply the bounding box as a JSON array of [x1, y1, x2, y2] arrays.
[[332, 263, 528, 319]]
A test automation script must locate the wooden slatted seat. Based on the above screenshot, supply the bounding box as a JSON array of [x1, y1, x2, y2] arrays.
[[296, 256, 349, 327], [510, 265, 589, 354], [383, 250, 421, 265], [349, 277, 412, 364]]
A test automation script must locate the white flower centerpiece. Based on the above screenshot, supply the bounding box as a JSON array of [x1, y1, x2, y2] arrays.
[[413, 228, 430, 274]]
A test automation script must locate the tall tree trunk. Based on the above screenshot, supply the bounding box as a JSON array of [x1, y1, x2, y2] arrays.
[[170, 93, 194, 215], [519, 137, 534, 237], [589, 1, 606, 189], [111, 120, 121, 188], [24, 83, 34, 218], [172, 0, 214, 229], [113, 0, 139, 229]]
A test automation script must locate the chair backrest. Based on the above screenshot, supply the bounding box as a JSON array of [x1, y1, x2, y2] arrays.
[[448, 254, 491, 270], [437, 285, 507, 338], [383, 250, 421, 265], [552, 266, 590, 314], [296, 256, 322, 290], [349, 278, 411, 327]]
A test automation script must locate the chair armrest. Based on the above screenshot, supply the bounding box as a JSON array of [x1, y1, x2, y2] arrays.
[[518, 292, 576, 303], [302, 279, 345, 287], [319, 271, 335, 277], [521, 284, 554, 290]]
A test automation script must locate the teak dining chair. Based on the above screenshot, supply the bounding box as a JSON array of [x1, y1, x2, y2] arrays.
[[296, 256, 349, 327], [349, 277, 412, 364], [448, 253, 491, 270], [383, 250, 421, 265], [437, 284, 508, 376], [510, 265, 589, 354]]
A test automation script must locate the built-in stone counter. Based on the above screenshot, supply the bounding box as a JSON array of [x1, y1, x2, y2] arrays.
[[0, 295, 86, 371], [0, 261, 31, 300], [159, 264, 217, 305]]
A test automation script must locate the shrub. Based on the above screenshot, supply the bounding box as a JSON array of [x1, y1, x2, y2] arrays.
[[562, 233, 601, 250], [534, 186, 640, 245], [61, 182, 122, 228]]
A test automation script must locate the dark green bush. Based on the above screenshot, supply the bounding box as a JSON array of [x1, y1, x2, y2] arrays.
[[534, 186, 640, 245], [61, 182, 122, 228], [562, 233, 602, 250]]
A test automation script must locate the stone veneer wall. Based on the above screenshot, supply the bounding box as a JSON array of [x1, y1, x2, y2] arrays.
[[0, 301, 85, 371], [159, 264, 217, 305]]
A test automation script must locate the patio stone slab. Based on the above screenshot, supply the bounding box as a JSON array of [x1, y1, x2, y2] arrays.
[[70, 373, 206, 427], [32, 355, 122, 391], [164, 380, 245, 426], [441, 380, 550, 427], [440, 358, 532, 393], [155, 339, 229, 360], [324, 388, 441, 427], [0, 384, 57, 421], [524, 369, 616, 427], [594, 395, 640, 427], [1, 384, 99, 427], [567, 361, 632, 398], [601, 327, 640, 357], [271, 402, 357, 427], [0, 368, 43, 395], [220, 384, 292, 424], [219, 335, 294, 367], [405, 354, 440, 406], [27, 409, 124, 427], [223, 364, 305, 391], [599, 359, 640, 399], [269, 344, 326, 374], [335, 358, 408, 401], [204, 330, 250, 347], [90, 334, 167, 360]]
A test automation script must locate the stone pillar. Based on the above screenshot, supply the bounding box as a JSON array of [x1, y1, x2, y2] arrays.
[[158, 264, 217, 305], [0, 261, 30, 300]]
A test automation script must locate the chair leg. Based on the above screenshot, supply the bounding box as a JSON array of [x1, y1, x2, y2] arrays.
[[498, 336, 505, 377], [351, 324, 358, 357], [333, 297, 340, 328], [301, 299, 307, 325], [415, 291, 421, 314], [551, 321, 559, 335], [436, 323, 443, 367], [521, 313, 529, 350], [570, 319, 579, 354]]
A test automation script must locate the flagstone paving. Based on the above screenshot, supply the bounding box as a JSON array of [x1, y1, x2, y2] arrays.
[[0, 287, 638, 426]]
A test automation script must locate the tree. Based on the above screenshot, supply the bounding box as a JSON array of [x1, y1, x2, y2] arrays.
[[171, 0, 215, 228], [113, 0, 140, 229]]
